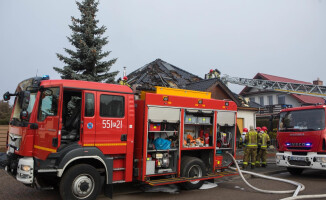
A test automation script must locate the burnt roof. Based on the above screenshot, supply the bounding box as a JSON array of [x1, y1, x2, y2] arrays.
[[127, 59, 202, 89]]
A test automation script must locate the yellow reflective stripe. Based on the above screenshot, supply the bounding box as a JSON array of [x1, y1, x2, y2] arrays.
[[243, 162, 248, 165], [261, 145, 267, 148], [246, 144, 257, 147], [84, 143, 127, 147], [34, 145, 57, 153]]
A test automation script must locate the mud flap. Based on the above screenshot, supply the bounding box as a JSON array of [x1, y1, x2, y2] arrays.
[[103, 184, 113, 199]]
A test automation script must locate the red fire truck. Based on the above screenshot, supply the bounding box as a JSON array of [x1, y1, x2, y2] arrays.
[[276, 105, 326, 175], [2, 76, 238, 200]]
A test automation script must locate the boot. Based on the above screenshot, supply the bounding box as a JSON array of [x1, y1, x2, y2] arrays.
[[242, 165, 247, 170], [262, 164, 266, 168], [251, 165, 255, 169]]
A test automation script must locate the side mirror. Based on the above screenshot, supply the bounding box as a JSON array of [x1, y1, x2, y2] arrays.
[[21, 91, 30, 110], [3, 91, 10, 101], [20, 110, 29, 121]]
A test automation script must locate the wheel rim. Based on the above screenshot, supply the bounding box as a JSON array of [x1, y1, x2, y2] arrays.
[[72, 174, 95, 199], [187, 165, 203, 184]]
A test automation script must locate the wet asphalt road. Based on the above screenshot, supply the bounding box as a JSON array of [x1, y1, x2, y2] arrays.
[[1, 166, 326, 200]]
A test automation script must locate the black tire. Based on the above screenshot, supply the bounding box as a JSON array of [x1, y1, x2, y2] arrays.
[[287, 167, 304, 175], [180, 156, 207, 190], [60, 164, 101, 200]]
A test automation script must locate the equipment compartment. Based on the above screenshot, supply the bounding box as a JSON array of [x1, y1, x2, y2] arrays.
[[183, 109, 214, 148], [146, 107, 181, 176]]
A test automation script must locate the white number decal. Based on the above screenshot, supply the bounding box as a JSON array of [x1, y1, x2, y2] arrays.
[[102, 120, 122, 129]]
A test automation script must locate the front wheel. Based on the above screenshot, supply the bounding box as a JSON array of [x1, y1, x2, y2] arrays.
[[180, 156, 207, 190], [287, 167, 304, 175], [60, 164, 101, 200]]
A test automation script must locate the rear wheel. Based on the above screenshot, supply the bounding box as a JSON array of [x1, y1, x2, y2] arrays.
[[60, 164, 101, 200], [287, 167, 304, 175], [180, 157, 206, 190]]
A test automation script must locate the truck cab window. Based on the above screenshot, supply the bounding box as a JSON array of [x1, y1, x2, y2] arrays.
[[85, 93, 95, 117], [100, 95, 124, 118], [38, 88, 60, 121]]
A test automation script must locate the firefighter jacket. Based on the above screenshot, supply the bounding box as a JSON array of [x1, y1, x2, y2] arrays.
[[257, 132, 263, 147], [260, 131, 270, 149], [245, 130, 258, 148]]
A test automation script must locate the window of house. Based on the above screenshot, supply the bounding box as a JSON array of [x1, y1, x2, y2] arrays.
[[85, 93, 94, 117], [278, 95, 285, 104], [268, 95, 273, 105], [249, 97, 255, 103], [260, 96, 264, 106], [100, 95, 125, 118]]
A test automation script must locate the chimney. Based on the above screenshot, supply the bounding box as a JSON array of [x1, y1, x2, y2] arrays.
[[313, 78, 323, 86]]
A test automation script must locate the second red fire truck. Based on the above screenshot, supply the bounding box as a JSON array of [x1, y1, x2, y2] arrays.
[[2, 76, 238, 200], [276, 105, 326, 175]]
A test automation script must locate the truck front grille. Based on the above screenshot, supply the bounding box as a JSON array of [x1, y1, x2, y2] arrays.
[[289, 160, 311, 166], [287, 147, 311, 150]]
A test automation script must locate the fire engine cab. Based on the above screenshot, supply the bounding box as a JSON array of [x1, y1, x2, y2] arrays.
[[2, 77, 238, 200], [276, 105, 326, 175]]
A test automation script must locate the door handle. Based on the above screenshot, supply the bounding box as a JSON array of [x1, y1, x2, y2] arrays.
[[121, 134, 127, 141]]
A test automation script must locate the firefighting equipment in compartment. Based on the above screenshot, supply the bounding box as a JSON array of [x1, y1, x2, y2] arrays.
[[153, 138, 171, 150], [243, 129, 258, 169], [149, 123, 161, 131], [220, 132, 232, 147], [215, 155, 223, 168], [153, 153, 170, 168], [204, 133, 210, 146]]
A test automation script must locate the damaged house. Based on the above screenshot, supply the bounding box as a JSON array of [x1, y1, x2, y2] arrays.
[[127, 59, 258, 134]]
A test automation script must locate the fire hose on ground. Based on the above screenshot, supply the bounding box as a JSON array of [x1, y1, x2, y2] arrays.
[[227, 152, 326, 199]]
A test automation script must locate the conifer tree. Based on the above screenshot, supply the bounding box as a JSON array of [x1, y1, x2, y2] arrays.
[[54, 0, 118, 83]]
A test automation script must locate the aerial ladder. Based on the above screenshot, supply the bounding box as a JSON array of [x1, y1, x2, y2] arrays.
[[221, 75, 326, 98]]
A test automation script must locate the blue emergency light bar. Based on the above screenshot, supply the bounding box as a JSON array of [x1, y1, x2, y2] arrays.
[[42, 75, 50, 80]]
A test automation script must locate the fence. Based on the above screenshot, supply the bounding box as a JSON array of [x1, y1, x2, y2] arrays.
[[0, 125, 8, 150]]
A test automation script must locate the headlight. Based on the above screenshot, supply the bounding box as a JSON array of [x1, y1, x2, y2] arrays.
[[276, 155, 284, 160], [315, 157, 326, 163], [21, 165, 31, 172]]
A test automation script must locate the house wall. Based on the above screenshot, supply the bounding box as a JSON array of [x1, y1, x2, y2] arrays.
[[244, 92, 301, 107], [237, 109, 256, 132], [207, 84, 232, 100]]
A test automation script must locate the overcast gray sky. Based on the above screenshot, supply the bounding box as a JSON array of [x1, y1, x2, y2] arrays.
[[1, 0, 325, 101]]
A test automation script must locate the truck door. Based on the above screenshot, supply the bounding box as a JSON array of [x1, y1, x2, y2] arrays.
[[95, 92, 128, 154], [81, 91, 96, 146], [34, 86, 63, 160]]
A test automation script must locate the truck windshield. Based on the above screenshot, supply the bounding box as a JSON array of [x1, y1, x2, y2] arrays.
[[11, 79, 37, 123], [279, 109, 325, 132]]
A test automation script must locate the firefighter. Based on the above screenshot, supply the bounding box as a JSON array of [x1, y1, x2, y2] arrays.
[[243, 126, 258, 169], [208, 69, 214, 79], [257, 126, 271, 167], [255, 127, 262, 167], [239, 128, 248, 149], [119, 76, 130, 87], [207, 69, 221, 79]]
